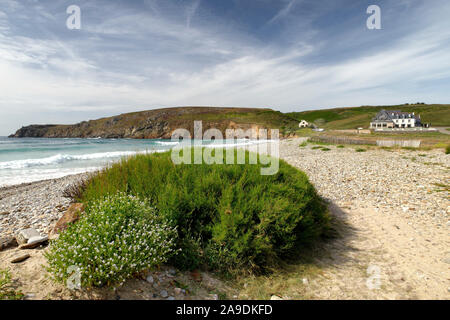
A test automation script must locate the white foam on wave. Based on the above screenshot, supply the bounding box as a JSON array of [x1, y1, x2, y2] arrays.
[[0, 151, 146, 169], [0, 166, 101, 187], [154, 141, 180, 146]]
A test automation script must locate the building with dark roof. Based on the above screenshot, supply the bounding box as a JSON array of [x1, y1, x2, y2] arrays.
[[370, 110, 423, 129]]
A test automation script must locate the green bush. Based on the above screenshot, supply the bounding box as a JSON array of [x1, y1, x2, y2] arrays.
[[446, 144, 450, 154], [0, 269, 23, 300], [78, 150, 329, 274], [337, 145, 345, 148], [321, 147, 331, 151], [45, 193, 177, 287], [355, 148, 366, 152]]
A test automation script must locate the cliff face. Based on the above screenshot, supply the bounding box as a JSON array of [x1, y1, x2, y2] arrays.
[[9, 107, 298, 139]]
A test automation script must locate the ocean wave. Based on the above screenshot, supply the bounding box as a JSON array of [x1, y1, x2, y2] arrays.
[[0, 151, 145, 169], [154, 141, 180, 146]]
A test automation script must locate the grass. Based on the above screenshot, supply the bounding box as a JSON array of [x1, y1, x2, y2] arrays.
[[433, 183, 450, 192], [299, 141, 308, 147], [0, 269, 23, 300], [76, 149, 330, 275], [337, 145, 345, 148]]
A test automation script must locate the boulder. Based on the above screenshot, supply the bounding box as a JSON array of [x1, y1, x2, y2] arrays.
[[16, 228, 41, 245], [52, 203, 84, 234], [0, 237, 18, 251], [19, 235, 49, 249]]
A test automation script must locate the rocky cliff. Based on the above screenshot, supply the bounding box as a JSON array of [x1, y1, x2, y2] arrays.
[[9, 107, 298, 139]]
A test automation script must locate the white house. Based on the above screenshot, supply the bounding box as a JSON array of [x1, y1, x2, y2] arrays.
[[298, 120, 309, 128], [370, 110, 422, 129]]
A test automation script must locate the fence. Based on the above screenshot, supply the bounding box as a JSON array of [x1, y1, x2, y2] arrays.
[[376, 140, 421, 148], [309, 136, 375, 145]]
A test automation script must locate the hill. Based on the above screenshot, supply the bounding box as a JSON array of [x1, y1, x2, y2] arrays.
[[287, 104, 450, 129], [9, 104, 450, 139], [9, 107, 299, 139]]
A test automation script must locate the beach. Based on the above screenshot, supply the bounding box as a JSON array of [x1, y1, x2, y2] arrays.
[[0, 138, 449, 299]]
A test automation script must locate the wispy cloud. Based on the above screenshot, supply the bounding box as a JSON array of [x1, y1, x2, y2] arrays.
[[186, 0, 201, 28], [268, 0, 297, 24]]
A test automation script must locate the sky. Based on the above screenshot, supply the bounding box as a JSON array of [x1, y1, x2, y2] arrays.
[[0, 0, 450, 135]]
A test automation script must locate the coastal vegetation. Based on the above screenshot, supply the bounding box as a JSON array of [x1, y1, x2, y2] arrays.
[[52, 149, 329, 284], [0, 269, 23, 300], [45, 193, 177, 287]]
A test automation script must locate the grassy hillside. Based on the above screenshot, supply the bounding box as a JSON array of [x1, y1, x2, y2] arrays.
[[287, 104, 450, 129], [10, 104, 450, 139], [10, 107, 300, 139]]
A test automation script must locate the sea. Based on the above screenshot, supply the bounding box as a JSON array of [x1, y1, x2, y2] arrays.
[[0, 137, 265, 187]]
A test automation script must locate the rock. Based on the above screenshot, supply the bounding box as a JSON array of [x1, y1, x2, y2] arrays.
[[302, 278, 309, 285], [442, 258, 450, 265], [19, 235, 48, 249], [160, 290, 168, 298], [11, 253, 30, 263], [146, 275, 154, 284], [16, 228, 41, 245], [0, 237, 18, 251], [210, 294, 219, 300], [270, 295, 283, 300], [167, 296, 175, 300], [168, 268, 176, 276], [0, 211, 9, 216], [52, 203, 84, 234], [174, 287, 184, 296]]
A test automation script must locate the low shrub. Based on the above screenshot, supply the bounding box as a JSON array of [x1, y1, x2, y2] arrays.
[[62, 178, 90, 202], [337, 145, 345, 148], [355, 148, 366, 152], [78, 150, 330, 275], [446, 144, 450, 154], [321, 147, 331, 151], [0, 269, 23, 300], [45, 193, 177, 287]]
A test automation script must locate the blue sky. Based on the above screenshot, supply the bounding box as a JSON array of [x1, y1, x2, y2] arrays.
[[0, 0, 449, 135]]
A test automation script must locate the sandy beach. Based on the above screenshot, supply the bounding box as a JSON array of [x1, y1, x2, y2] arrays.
[[0, 138, 449, 299]]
